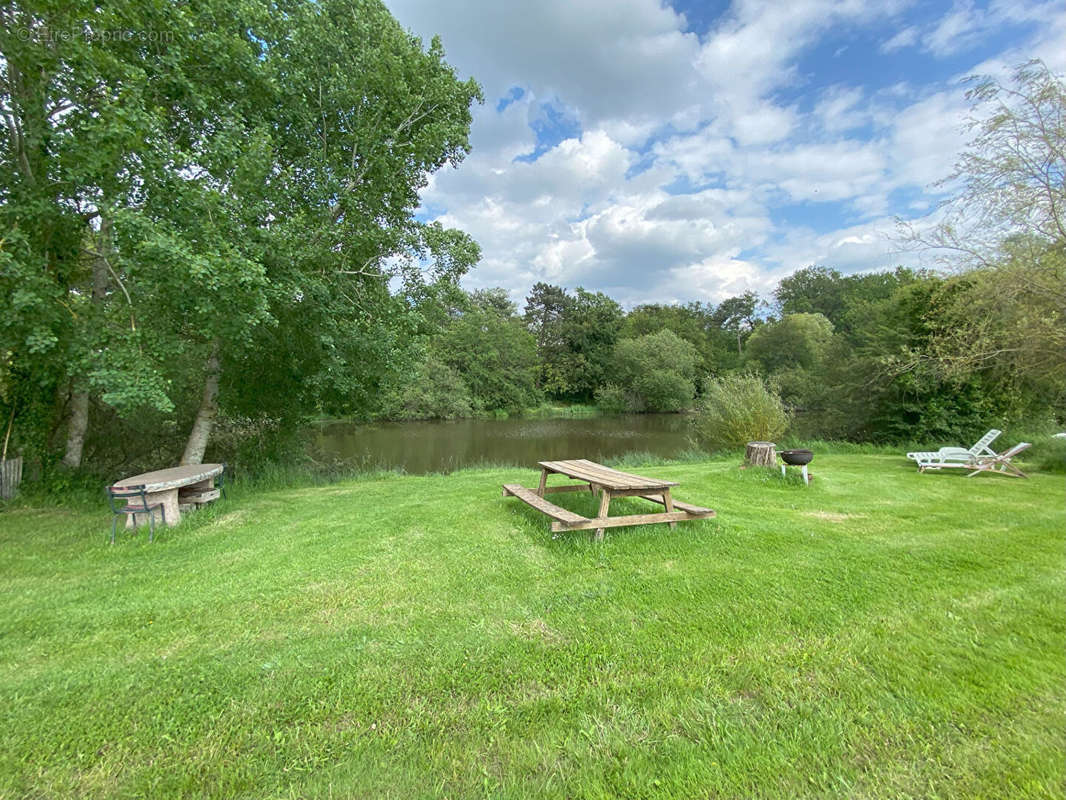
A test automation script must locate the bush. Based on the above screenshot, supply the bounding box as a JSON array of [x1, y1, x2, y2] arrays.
[[381, 358, 475, 420], [635, 370, 695, 413], [691, 373, 790, 450], [594, 383, 630, 414], [612, 329, 697, 413], [1029, 435, 1066, 473]]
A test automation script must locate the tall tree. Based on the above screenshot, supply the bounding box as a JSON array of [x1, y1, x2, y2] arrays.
[[711, 291, 762, 355], [903, 59, 1065, 416], [621, 302, 717, 373], [435, 289, 539, 413], [910, 59, 1065, 267], [774, 267, 846, 322], [0, 0, 483, 468], [523, 282, 572, 395], [560, 288, 624, 401]]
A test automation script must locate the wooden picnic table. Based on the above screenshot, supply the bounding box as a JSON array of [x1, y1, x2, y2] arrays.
[[113, 463, 223, 527], [503, 458, 714, 540]]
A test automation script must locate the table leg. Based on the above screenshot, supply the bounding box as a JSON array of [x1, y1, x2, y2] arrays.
[[662, 489, 677, 529], [537, 468, 548, 497], [126, 488, 179, 529], [594, 489, 612, 541]]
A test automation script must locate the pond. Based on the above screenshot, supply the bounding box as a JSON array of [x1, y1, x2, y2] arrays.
[[312, 414, 694, 475]]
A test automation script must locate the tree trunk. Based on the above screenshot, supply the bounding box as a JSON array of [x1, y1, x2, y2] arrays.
[[62, 217, 112, 468], [745, 441, 777, 467], [181, 341, 221, 465], [61, 391, 89, 468]]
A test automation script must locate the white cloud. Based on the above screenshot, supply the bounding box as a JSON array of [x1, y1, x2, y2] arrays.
[[383, 0, 1065, 307], [881, 26, 919, 53]]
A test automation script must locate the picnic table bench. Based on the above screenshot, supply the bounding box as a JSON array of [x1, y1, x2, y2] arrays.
[[113, 463, 223, 528], [503, 458, 715, 540]]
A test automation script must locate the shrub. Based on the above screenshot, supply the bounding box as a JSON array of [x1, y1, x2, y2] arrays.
[[635, 370, 695, 413], [1030, 435, 1066, 474], [594, 383, 630, 414], [691, 373, 790, 450], [382, 358, 475, 420], [612, 329, 697, 412]]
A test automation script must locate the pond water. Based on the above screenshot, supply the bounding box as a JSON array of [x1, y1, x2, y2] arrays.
[[312, 414, 694, 474]]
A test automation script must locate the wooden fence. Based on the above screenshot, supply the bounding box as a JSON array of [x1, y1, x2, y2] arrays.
[[1, 457, 23, 500]]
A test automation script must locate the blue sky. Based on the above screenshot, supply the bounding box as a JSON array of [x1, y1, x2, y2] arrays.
[[385, 0, 1065, 306]]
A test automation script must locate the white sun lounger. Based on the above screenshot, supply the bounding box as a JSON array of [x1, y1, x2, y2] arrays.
[[907, 429, 1001, 470], [965, 442, 1031, 478]]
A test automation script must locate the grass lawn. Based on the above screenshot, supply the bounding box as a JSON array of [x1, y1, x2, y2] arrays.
[[0, 455, 1063, 798]]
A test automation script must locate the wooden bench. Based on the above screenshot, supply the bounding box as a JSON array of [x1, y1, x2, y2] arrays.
[[178, 487, 221, 512], [638, 494, 715, 516], [502, 484, 589, 526]]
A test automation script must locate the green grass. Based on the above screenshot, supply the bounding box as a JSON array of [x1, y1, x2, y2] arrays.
[[1, 455, 1063, 798]]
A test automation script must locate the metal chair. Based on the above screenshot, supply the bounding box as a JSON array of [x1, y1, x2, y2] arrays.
[[106, 484, 165, 543]]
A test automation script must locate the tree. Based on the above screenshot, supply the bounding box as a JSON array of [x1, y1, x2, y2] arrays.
[[930, 242, 1065, 410], [0, 0, 483, 469], [911, 59, 1065, 268], [523, 282, 572, 395], [611, 329, 698, 412], [744, 313, 835, 374], [381, 356, 474, 420], [775, 267, 846, 321], [711, 291, 763, 355], [902, 59, 1066, 418], [621, 302, 717, 373], [776, 266, 923, 337], [435, 290, 540, 414], [559, 288, 624, 401]]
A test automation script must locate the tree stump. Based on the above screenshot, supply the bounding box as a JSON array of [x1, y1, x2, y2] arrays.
[[745, 442, 777, 467]]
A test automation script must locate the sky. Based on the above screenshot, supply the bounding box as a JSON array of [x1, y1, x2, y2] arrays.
[[383, 0, 1066, 307]]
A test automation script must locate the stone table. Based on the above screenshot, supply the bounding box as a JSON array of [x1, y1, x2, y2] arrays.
[[113, 463, 223, 527]]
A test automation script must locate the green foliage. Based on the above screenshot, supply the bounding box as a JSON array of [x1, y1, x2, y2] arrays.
[[523, 282, 573, 395], [710, 291, 763, 355], [434, 291, 540, 414], [1029, 436, 1066, 473], [776, 266, 924, 337], [912, 60, 1065, 267], [382, 357, 475, 421], [930, 243, 1066, 412], [0, 0, 483, 468], [744, 313, 834, 374], [691, 373, 790, 450], [594, 383, 630, 414], [621, 302, 718, 373], [612, 329, 698, 412], [559, 288, 625, 401], [774, 266, 847, 322]]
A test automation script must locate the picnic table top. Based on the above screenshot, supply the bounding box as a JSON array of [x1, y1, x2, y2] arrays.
[[537, 458, 679, 491], [113, 463, 223, 492]]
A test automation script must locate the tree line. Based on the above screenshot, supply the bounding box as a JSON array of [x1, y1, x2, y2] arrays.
[[383, 253, 1063, 448], [1, 0, 1062, 483]]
